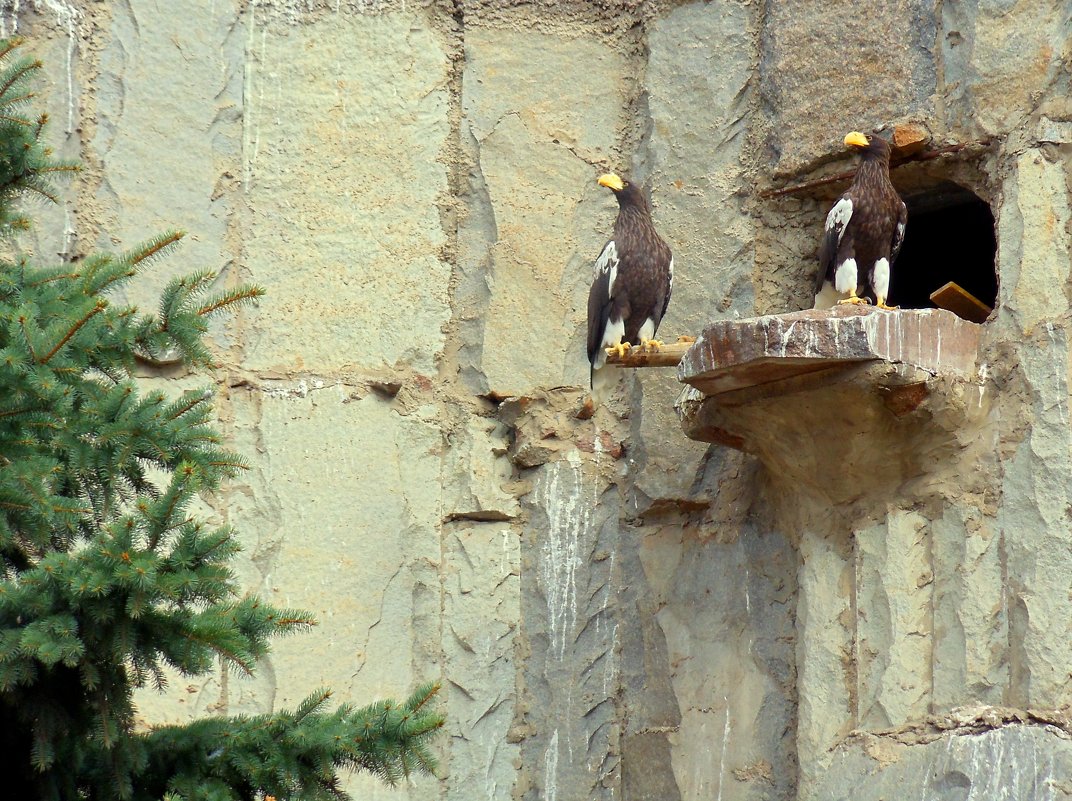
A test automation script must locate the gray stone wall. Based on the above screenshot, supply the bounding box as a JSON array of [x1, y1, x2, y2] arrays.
[[9, 0, 1072, 798]]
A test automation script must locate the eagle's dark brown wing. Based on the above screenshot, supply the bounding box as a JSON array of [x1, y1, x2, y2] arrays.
[[660, 255, 674, 323], [891, 200, 907, 262], [587, 239, 619, 384]]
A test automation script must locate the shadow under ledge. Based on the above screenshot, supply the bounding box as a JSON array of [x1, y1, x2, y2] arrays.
[[675, 305, 988, 503]]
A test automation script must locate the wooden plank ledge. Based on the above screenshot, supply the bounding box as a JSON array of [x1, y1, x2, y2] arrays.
[[930, 281, 993, 323], [605, 338, 695, 368]]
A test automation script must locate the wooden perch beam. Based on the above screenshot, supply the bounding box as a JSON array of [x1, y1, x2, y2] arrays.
[[605, 339, 694, 368], [930, 281, 993, 323]]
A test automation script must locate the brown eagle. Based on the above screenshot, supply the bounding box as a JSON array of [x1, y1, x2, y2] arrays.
[[586, 173, 673, 403], [814, 131, 907, 310]]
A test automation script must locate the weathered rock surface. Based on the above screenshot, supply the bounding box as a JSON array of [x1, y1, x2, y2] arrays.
[[638, 514, 798, 801], [460, 26, 628, 396], [627, 0, 758, 512], [948, 0, 1072, 136], [520, 453, 622, 801], [239, 388, 442, 702], [13, 2, 1072, 800], [243, 11, 453, 375], [443, 523, 520, 801], [816, 720, 1072, 801], [8, 7, 82, 264], [237, 386, 444, 801], [92, 0, 242, 315], [444, 417, 519, 521], [759, 0, 938, 174]]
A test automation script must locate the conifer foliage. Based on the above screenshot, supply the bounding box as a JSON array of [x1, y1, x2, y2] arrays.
[[0, 39, 442, 800]]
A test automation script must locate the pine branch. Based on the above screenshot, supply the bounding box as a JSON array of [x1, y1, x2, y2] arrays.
[[126, 230, 185, 268], [85, 256, 136, 293], [178, 629, 255, 676], [196, 286, 265, 317], [0, 37, 24, 62], [0, 60, 40, 103], [18, 314, 37, 361], [35, 163, 80, 176], [16, 179, 61, 205], [404, 681, 441, 716], [39, 300, 107, 363], [166, 392, 211, 421], [206, 460, 249, 471], [26, 271, 80, 286], [293, 689, 332, 723]]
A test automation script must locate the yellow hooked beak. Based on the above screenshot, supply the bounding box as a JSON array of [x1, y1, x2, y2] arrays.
[[597, 173, 625, 192], [844, 131, 870, 149]]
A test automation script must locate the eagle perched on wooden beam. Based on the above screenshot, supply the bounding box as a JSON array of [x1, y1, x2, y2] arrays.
[[586, 173, 674, 404], [814, 131, 907, 310]]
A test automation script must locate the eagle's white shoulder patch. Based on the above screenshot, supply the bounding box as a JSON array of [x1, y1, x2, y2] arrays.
[[825, 197, 853, 243], [595, 240, 618, 276], [594, 240, 620, 295], [667, 255, 674, 296]]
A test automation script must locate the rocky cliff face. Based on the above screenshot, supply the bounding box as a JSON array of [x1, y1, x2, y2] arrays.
[[12, 0, 1072, 798]]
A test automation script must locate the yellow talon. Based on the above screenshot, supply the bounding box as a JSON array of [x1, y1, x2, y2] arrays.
[[677, 335, 697, 344], [837, 292, 870, 306], [640, 338, 664, 352], [605, 341, 631, 359], [876, 298, 899, 311]]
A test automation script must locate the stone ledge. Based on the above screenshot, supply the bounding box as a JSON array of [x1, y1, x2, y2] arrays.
[[676, 307, 987, 469], [678, 305, 982, 398]]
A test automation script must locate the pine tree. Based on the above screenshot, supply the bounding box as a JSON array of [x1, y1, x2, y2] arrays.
[[0, 38, 443, 800]]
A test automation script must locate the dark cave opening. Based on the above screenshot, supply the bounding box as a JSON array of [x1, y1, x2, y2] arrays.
[[887, 181, 998, 315]]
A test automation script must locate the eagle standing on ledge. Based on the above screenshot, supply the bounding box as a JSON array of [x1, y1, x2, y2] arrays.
[[586, 173, 674, 404], [814, 131, 907, 310]]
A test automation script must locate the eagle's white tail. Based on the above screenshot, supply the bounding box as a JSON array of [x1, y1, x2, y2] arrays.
[[813, 280, 839, 310], [590, 364, 616, 407]]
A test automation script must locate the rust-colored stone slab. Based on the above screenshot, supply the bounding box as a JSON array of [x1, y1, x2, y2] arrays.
[[892, 123, 931, 157], [678, 306, 982, 397]]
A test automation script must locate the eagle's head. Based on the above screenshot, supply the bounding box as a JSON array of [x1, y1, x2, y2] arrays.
[[844, 131, 892, 162], [597, 173, 647, 209]]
